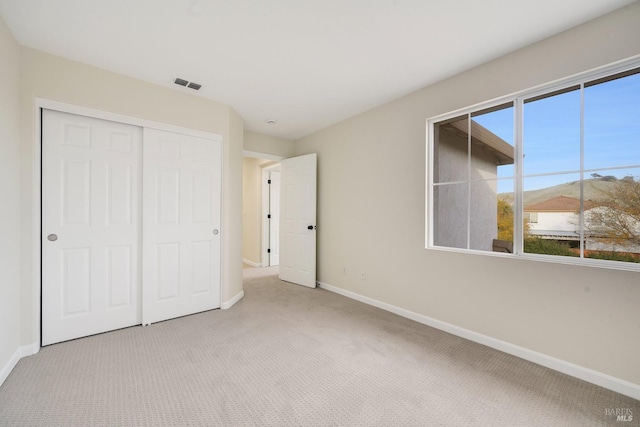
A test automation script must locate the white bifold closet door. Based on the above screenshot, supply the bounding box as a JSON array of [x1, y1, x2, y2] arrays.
[[142, 128, 222, 325], [42, 110, 142, 346], [42, 110, 222, 345]]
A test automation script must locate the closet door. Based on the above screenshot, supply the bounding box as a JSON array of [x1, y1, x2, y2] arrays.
[[142, 128, 222, 325], [42, 110, 142, 345]]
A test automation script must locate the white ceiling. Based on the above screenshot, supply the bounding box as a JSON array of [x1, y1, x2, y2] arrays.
[[0, 0, 635, 140]]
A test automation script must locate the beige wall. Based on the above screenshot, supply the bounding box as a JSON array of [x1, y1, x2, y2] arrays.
[[224, 109, 245, 302], [0, 16, 22, 378], [244, 130, 295, 158], [294, 2, 640, 385], [19, 47, 244, 346]]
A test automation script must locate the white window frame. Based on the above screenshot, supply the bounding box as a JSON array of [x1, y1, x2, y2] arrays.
[[426, 56, 640, 272]]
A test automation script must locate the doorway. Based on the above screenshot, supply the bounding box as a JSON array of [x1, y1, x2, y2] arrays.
[[241, 151, 317, 288], [242, 153, 283, 268]]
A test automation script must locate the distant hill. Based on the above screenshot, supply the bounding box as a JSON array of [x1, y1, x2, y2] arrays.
[[499, 178, 619, 207]]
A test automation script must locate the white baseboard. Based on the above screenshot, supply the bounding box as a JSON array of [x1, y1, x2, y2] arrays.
[[0, 342, 40, 387], [221, 290, 245, 310], [317, 281, 640, 401], [242, 259, 262, 268]]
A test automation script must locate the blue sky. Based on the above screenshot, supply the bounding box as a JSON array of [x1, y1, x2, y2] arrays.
[[473, 71, 640, 193]]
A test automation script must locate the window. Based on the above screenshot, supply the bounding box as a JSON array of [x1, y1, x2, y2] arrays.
[[427, 60, 640, 268]]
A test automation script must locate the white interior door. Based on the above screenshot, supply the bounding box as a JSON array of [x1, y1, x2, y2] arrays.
[[42, 110, 142, 345], [279, 153, 317, 288], [269, 169, 281, 266], [142, 128, 222, 325]]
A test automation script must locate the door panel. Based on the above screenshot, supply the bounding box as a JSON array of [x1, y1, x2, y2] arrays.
[[142, 128, 222, 325], [193, 172, 213, 222], [42, 110, 142, 345], [63, 160, 91, 225], [158, 168, 180, 223], [107, 245, 133, 308], [156, 243, 181, 300], [279, 153, 317, 288], [107, 164, 133, 225], [62, 248, 91, 315], [192, 241, 213, 294]]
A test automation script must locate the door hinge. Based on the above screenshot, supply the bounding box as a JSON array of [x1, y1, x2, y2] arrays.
[[267, 248, 271, 253], [267, 214, 271, 219], [268, 179, 272, 184]]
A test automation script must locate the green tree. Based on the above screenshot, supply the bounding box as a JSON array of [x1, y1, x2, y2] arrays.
[[497, 197, 514, 241], [585, 176, 640, 246], [496, 197, 530, 242]]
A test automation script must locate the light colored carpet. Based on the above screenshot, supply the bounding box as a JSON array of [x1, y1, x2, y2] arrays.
[[0, 267, 637, 426]]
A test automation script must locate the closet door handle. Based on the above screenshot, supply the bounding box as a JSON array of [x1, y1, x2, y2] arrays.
[[47, 234, 58, 242]]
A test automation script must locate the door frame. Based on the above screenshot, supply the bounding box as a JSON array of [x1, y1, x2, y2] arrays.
[[242, 150, 285, 268], [33, 98, 223, 348], [261, 163, 281, 267]]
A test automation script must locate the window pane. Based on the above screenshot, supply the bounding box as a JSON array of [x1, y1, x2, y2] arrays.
[[583, 169, 640, 263], [469, 179, 514, 252], [471, 103, 515, 179], [433, 183, 468, 249], [523, 88, 581, 176], [584, 70, 640, 170], [523, 174, 581, 257], [433, 115, 468, 184]]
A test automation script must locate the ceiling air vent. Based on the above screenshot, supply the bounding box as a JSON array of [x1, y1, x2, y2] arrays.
[[174, 78, 201, 91]]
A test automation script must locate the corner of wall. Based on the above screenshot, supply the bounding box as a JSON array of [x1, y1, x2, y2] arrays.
[[0, 14, 24, 388], [222, 108, 244, 303], [243, 130, 295, 158]]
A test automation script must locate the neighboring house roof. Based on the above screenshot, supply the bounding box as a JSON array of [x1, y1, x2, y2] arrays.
[[524, 195, 596, 212]]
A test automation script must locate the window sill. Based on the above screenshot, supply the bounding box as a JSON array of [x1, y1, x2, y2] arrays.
[[426, 245, 640, 273]]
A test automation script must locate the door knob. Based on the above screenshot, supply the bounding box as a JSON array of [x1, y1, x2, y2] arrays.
[[307, 225, 316, 230], [47, 234, 58, 242], [212, 229, 219, 235]]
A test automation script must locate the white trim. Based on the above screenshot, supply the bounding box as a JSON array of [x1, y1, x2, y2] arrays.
[[261, 167, 270, 267], [317, 281, 640, 401], [0, 348, 22, 387], [426, 233, 640, 272], [34, 99, 224, 346], [261, 163, 281, 267], [23, 342, 40, 357], [425, 119, 433, 248], [32, 102, 43, 348], [0, 343, 40, 387], [221, 290, 244, 309], [243, 150, 285, 161], [242, 259, 262, 268], [38, 99, 222, 141]]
